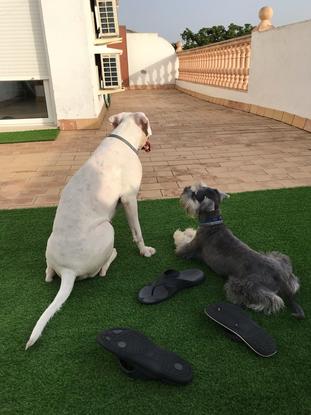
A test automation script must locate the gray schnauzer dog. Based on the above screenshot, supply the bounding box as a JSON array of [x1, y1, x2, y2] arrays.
[[173, 183, 304, 319]]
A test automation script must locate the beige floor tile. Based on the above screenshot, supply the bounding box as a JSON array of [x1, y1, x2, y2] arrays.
[[1, 89, 310, 208], [138, 190, 162, 200]]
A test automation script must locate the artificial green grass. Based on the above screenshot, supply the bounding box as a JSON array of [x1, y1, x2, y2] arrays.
[[1, 187, 311, 415], [0, 128, 59, 144]]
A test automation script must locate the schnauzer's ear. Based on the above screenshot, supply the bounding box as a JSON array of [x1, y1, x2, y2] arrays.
[[218, 191, 230, 202], [108, 112, 127, 128], [134, 112, 152, 137]]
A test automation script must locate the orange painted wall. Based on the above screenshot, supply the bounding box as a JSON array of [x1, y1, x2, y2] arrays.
[[114, 25, 129, 87]]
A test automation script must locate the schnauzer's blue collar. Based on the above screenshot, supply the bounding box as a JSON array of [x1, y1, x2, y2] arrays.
[[199, 215, 223, 226]]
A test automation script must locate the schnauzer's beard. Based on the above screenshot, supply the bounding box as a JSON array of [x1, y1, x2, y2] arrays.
[[180, 192, 199, 217]]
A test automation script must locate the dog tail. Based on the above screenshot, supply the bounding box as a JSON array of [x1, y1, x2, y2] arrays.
[[25, 269, 76, 349], [286, 296, 305, 319], [248, 289, 285, 314]]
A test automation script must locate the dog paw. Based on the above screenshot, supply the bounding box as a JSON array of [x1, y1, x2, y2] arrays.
[[173, 229, 189, 247], [140, 246, 156, 257], [173, 229, 183, 243], [184, 228, 196, 240]]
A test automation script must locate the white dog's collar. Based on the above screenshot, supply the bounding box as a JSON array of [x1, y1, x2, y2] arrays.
[[109, 133, 138, 155]]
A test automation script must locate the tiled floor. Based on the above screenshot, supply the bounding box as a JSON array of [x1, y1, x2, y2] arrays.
[[0, 89, 310, 209]]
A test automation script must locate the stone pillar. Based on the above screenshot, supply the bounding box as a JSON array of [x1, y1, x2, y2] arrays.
[[175, 41, 183, 52], [253, 6, 275, 32]]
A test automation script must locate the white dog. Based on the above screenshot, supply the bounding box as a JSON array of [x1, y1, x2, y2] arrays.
[[26, 112, 156, 349]]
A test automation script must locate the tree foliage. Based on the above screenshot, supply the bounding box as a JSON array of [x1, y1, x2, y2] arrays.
[[181, 23, 254, 49]]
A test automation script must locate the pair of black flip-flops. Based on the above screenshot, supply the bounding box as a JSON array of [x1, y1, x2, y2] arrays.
[[97, 269, 277, 386]]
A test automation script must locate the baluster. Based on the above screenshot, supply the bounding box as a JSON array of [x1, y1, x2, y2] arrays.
[[197, 51, 201, 83], [178, 55, 182, 80], [219, 47, 226, 86], [184, 56, 188, 82], [212, 49, 217, 85], [223, 47, 228, 86], [202, 50, 207, 84], [209, 49, 215, 85], [242, 43, 251, 90], [215, 48, 220, 85], [206, 49, 211, 84], [207, 50, 211, 84], [213, 49, 218, 85], [229, 47, 236, 88], [237, 43, 246, 89], [205, 50, 210, 84], [218, 48, 223, 86], [233, 45, 240, 89], [217, 48, 222, 85], [198, 51, 202, 83], [202, 51, 207, 84], [179, 55, 183, 80], [198, 51, 203, 83], [218, 48, 223, 85], [226, 46, 233, 88], [186, 55, 189, 82], [189, 53, 192, 82], [182, 55, 185, 81], [224, 47, 230, 87]]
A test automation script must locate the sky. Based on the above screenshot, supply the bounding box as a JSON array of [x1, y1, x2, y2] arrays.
[[118, 0, 311, 42]]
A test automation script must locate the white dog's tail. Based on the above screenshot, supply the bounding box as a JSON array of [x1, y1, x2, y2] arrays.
[[25, 270, 76, 349]]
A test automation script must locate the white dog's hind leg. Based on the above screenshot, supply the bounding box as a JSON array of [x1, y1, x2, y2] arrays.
[[76, 273, 98, 281], [99, 248, 117, 277], [121, 196, 156, 257], [45, 265, 55, 283]]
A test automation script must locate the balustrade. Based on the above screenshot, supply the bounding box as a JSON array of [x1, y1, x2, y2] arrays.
[[177, 35, 251, 91]]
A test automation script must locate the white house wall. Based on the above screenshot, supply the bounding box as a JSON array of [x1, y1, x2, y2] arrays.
[[126, 33, 178, 87], [40, 0, 101, 120], [248, 20, 311, 119]]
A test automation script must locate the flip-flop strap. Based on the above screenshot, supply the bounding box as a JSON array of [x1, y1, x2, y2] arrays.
[[151, 269, 180, 288], [118, 359, 158, 380]]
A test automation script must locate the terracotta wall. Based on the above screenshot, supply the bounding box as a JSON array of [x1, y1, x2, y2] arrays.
[[114, 25, 129, 87]]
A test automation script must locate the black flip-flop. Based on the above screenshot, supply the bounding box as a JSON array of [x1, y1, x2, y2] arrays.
[[204, 303, 277, 357], [138, 269, 205, 304], [97, 328, 193, 385]]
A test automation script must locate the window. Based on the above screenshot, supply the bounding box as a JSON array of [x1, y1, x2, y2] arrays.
[[100, 55, 121, 89], [95, 0, 119, 37], [0, 80, 48, 120]]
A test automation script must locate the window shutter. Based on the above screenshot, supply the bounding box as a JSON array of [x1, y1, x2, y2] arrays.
[[0, 0, 49, 80]]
